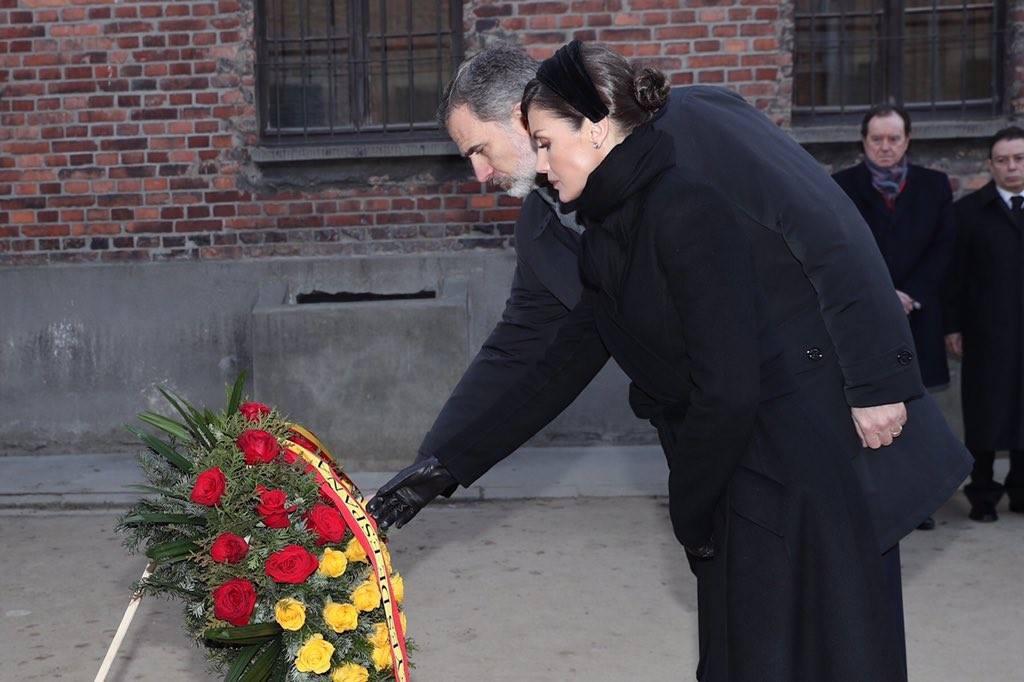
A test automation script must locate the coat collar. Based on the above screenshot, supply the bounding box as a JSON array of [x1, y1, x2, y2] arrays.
[[977, 180, 1020, 229], [531, 185, 582, 240], [577, 124, 675, 227], [977, 180, 1001, 206]]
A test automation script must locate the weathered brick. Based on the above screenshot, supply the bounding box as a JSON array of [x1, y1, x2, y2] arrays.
[[1, 0, 977, 268]]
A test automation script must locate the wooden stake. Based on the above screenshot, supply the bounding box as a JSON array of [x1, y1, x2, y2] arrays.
[[94, 561, 155, 682]]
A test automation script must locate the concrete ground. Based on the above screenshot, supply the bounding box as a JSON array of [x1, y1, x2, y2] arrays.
[[2, 493, 1023, 682]]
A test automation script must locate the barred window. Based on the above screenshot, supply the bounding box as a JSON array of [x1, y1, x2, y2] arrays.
[[793, 0, 1005, 122], [257, 1, 464, 144]]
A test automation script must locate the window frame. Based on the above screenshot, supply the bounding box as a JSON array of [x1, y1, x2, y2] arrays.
[[791, 0, 1007, 125], [254, 0, 464, 149]]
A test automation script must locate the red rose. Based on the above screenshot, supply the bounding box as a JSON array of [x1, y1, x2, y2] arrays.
[[305, 503, 346, 546], [282, 448, 298, 465], [256, 485, 295, 528], [239, 401, 271, 422], [265, 544, 320, 584], [190, 467, 227, 506], [237, 429, 280, 465], [210, 532, 249, 564], [212, 578, 256, 626]]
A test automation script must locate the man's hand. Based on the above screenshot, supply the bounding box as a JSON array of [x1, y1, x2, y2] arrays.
[[945, 332, 963, 358], [895, 290, 920, 315], [851, 402, 908, 449], [366, 457, 458, 532]]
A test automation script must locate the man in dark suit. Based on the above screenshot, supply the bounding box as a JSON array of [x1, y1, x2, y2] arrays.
[[945, 126, 1024, 522], [370, 43, 967, 537], [834, 105, 957, 530]]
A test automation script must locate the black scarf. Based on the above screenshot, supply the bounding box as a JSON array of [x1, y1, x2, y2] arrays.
[[577, 124, 676, 301]]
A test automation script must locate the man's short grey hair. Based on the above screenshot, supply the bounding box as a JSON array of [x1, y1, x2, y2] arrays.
[[436, 44, 539, 128]]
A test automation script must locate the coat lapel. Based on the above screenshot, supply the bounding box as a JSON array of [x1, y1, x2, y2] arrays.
[[979, 181, 1019, 231], [892, 165, 920, 224]]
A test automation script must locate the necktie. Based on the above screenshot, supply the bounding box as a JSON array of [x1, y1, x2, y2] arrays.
[[1012, 195, 1024, 227]]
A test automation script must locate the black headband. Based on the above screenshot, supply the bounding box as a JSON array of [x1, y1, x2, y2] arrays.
[[535, 40, 609, 123]]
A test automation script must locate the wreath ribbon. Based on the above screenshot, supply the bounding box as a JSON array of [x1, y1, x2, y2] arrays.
[[285, 424, 410, 682]]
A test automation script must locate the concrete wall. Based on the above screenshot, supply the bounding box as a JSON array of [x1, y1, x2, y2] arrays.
[[0, 254, 651, 467]]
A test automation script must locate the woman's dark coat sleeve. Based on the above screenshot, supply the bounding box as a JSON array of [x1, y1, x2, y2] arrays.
[[772, 189, 922, 407], [657, 87, 923, 407], [430, 288, 611, 486], [654, 190, 762, 547]]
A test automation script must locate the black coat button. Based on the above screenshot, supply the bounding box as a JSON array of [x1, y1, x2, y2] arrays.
[[896, 350, 914, 365], [805, 347, 823, 361]]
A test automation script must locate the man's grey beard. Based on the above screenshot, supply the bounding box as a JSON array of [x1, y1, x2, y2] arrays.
[[498, 173, 538, 198], [493, 128, 540, 198]]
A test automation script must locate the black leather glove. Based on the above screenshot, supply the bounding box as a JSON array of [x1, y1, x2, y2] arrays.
[[366, 456, 458, 532], [683, 538, 715, 560]]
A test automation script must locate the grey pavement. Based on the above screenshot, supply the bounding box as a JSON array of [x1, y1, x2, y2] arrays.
[[0, 445, 673, 510], [1, 450, 1022, 681]]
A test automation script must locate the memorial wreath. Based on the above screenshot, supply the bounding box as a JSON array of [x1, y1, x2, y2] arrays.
[[115, 376, 410, 682]]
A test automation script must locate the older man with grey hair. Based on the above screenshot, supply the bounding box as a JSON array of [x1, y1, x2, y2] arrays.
[[363, 45, 596, 509]]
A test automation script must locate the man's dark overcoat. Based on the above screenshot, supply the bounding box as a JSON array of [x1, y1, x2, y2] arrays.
[[832, 162, 956, 387], [419, 87, 971, 681], [945, 181, 1024, 450]]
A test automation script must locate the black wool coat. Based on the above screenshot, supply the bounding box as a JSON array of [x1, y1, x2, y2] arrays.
[[425, 88, 970, 680], [945, 181, 1024, 450], [434, 124, 894, 682], [833, 162, 956, 388], [426, 88, 968, 545]]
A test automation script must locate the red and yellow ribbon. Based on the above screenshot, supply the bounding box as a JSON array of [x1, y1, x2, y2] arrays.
[[285, 424, 410, 682]]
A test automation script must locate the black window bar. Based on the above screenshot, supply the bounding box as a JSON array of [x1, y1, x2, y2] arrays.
[[257, 0, 464, 144], [793, 0, 1006, 123]]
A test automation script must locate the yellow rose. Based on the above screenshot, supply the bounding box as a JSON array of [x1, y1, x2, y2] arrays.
[[345, 537, 367, 563], [274, 598, 306, 631], [351, 579, 381, 612], [319, 547, 348, 578], [295, 633, 335, 674], [367, 621, 389, 649], [331, 662, 369, 682], [390, 572, 404, 605], [323, 602, 358, 633], [371, 644, 393, 671], [400, 611, 408, 634]]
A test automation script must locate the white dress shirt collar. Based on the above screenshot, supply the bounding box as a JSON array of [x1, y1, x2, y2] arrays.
[[996, 184, 1023, 209]]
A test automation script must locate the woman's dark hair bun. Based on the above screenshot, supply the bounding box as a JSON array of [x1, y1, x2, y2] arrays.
[[633, 67, 669, 112]]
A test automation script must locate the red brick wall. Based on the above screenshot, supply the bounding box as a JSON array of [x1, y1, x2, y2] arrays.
[[472, 0, 790, 122], [0, 0, 793, 265], [0, 0, 1006, 266]]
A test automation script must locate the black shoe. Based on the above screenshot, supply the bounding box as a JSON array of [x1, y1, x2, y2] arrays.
[[1009, 501, 1024, 514], [964, 481, 1004, 521], [968, 506, 999, 522], [916, 516, 936, 530]]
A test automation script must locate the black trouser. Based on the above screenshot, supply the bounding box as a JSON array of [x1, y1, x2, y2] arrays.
[[969, 449, 1024, 483], [966, 449, 1024, 507]]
